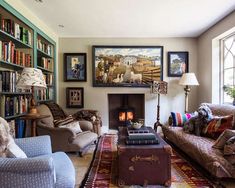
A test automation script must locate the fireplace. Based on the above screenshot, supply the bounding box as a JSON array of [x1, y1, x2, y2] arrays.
[[108, 94, 145, 129]]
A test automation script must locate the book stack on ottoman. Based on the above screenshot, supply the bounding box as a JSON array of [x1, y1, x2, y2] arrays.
[[117, 126, 172, 187], [126, 127, 159, 145]]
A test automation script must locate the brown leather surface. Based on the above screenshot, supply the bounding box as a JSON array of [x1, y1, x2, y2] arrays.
[[118, 127, 171, 186], [162, 126, 235, 178]]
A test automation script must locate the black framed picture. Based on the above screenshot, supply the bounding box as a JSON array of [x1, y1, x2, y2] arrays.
[[92, 45, 163, 87], [66, 87, 84, 108], [64, 53, 87, 81], [168, 51, 189, 77]]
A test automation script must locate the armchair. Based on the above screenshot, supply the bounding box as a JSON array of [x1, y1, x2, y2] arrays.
[[36, 103, 98, 155], [0, 136, 75, 188]]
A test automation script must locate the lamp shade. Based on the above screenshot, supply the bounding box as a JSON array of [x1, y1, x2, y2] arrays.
[[16, 68, 46, 88], [179, 73, 199, 86]]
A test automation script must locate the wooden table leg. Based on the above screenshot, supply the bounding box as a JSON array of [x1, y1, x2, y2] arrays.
[[31, 120, 36, 137]]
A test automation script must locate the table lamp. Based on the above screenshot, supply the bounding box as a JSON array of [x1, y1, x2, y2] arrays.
[[179, 73, 199, 113], [16, 67, 47, 116], [150, 80, 168, 131]]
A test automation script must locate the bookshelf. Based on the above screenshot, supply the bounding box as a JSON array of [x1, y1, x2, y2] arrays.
[[0, 2, 56, 137]]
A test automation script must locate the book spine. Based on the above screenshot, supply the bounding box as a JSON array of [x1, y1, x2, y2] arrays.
[[126, 139, 159, 145]]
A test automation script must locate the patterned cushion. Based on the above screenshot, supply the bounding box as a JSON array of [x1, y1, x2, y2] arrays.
[[58, 121, 82, 134], [170, 112, 192, 126], [203, 115, 233, 139], [54, 115, 74, 127], [213, 129, 235, 149]]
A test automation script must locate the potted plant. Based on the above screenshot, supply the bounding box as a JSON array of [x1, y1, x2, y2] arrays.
[[224, 86, 235, 106]]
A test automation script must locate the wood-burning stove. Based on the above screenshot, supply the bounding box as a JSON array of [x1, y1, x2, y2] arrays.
[[118, 95, 134, 126]]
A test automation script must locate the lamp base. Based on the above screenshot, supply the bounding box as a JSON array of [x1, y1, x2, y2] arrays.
[[154, 121, 163, 132], [27, 107, 40, 117]]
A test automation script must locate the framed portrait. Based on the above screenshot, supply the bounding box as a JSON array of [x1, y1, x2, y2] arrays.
[[64, 53, 87, 81], [66, 87, 84, 108], [167, 51, 189, 77], [92, 45, 163, 87]]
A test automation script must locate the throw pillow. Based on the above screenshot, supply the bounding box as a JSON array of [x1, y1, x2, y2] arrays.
[[223, 136, 235, 165], [203, 115, 233, 139], [58, 121, 82, 134], [54, 115, 74, 127], [6, 137, 27, 158], [212, 129, 235, 149], [170, 112, 192, 127]]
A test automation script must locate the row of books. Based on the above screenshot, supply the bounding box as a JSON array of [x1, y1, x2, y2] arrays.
[[0, 95, 30, 117], [38, 57, 53, 70], [0, 16, 32, 46], [43, 73, 53, 85], [0, 71, 19, 92], [7, 119, 25, 138], [37, 39, 53, 56], [36, 88, 54, 101], [0, 40, 32, 66]]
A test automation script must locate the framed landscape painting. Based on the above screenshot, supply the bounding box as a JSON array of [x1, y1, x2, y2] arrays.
[[66, 87, 84, 108], [64, 53, 87, 81], [168, 51, 189, 77], [92, 46, 163, 87]]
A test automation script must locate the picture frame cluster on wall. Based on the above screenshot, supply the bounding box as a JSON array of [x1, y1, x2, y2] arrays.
[[92, 45, 164, 87], [64, 53, 87, 108], [167, 51, 189, 77]]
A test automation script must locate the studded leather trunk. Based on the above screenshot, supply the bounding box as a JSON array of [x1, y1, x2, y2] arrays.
[[117, 127, 172, 187]]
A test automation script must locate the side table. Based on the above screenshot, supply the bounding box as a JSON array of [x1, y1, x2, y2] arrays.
[[21, 114, 50, 137]]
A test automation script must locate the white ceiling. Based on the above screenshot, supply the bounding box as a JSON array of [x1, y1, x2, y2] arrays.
[[19, 0, 235, 38]]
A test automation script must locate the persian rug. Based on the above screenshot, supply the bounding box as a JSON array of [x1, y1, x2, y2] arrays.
[[80, 134, 214, 188]]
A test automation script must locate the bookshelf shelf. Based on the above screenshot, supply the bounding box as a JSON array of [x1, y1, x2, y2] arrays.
[[0, 30, 32, 49], [0, 92, 31, 95], [5, 113, 27, 120], [37, 99, 54, 103], [37, 65, 53, 73], [0, 60, 26, 70], [37, 48, 52, 58]]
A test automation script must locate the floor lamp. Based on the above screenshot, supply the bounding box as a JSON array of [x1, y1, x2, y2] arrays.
[[179, 73, 199, 113], [150, 80, 168, 131], [16, 67, 47, 116]]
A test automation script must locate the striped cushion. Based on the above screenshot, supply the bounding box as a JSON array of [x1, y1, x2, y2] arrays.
[[171, 112, 192, 126], [54, 115, 74, 127]]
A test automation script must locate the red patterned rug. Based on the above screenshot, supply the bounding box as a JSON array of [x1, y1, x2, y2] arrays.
[[81, 134, 214, 187]]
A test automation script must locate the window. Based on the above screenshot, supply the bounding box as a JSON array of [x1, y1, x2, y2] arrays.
[[221, 33, 235, 104]]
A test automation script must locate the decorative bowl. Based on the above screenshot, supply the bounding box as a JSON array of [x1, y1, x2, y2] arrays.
[[132, 122, 142, 129]]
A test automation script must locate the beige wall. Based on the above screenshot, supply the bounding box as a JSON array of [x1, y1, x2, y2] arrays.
[[59, 38, 198, 132], [197, 11, 235, 104]]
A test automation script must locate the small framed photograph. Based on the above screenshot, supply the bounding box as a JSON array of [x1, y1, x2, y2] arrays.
[[64, 53, 87, 81], [66, 87, 84, 108], [168, 51, 189, 77]]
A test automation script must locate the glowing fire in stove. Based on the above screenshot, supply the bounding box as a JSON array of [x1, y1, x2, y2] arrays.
[[119, 111, 134, 122]]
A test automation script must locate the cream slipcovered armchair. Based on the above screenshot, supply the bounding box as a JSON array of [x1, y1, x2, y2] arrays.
[[36, 102, 98, 156]]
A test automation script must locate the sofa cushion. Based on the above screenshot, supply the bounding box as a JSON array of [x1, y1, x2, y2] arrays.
[[203, 115, 233, 139], [72, 131, 97, 149], [213, 129, 235, 149], [170, 112, 192, 126]]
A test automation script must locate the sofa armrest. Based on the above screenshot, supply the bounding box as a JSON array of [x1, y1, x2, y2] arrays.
[[14, 136, 52, 157], [79, 120, 93, 131], [0, 156, 55, 188]]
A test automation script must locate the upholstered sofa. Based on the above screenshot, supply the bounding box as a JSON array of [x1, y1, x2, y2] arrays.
[[162, 103, 235, 179], [36, 103, 98, 155]]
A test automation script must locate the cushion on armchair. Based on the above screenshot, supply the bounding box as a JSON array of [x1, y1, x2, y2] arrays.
[[0, 118, 27, 158]]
